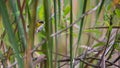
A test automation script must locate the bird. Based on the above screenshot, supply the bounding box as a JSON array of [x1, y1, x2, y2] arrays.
[[35, 20, 44, 33]]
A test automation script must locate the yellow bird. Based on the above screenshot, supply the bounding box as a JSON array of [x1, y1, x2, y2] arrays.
[[27, 20, 44, 33], [35, 20, 44, 33]]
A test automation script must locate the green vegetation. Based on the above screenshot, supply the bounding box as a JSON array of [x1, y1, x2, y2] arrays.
[[0, 0, 120, 68]]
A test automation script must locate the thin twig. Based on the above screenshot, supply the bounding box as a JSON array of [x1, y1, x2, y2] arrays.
[[86, 57, 120, 67], [32, 39, 46, 53], [58, 58, 98, 67], [58, 62, 69, 68], [87, 26, 120, 29]]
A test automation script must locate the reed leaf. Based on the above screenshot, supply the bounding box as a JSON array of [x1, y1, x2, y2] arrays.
[[43, 0, 53, 68], [0, 0, 23, 68], [70, 0, 73, 68]]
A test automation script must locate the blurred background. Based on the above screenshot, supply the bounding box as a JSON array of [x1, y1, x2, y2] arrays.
[[0, 0, 120, 68]]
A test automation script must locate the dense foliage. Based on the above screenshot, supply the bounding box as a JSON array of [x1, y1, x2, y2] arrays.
[[0, 0, 120, 68]]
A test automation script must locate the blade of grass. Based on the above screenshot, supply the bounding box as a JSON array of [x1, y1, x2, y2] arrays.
[[0, 0, 23, 68], [96, 0, 105, 18], [76, 0, 87, 51], [53, 0, 58, 67], [43, 0, 53, 68], [70, 0, 73, 68], [95, 0, 105, 24], [75, 0, 87, 67], [9, 0, 27, 51], [17, 0, 27, 39]]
